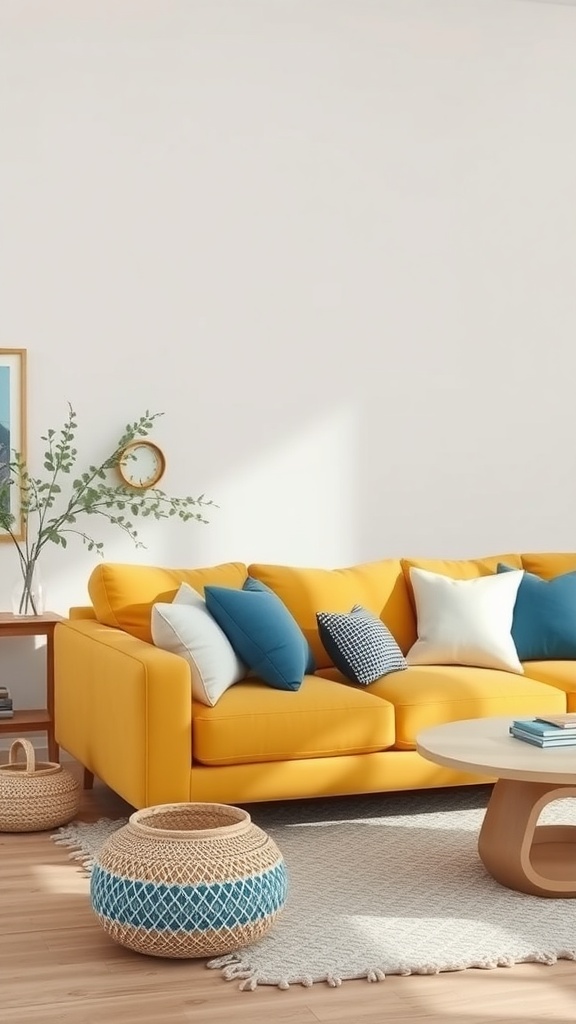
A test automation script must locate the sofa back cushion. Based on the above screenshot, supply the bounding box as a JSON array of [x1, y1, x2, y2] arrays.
[[89, 561, 248, 642], [521, 552, 576, 579], [247, 560, 414, 668]]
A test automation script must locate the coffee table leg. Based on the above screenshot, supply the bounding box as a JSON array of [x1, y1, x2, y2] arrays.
[[478, 778, 576, 897]]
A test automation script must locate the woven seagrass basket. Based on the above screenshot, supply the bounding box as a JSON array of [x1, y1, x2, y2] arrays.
[[0, 738, 81, 832], [91, 801, 288, 958]]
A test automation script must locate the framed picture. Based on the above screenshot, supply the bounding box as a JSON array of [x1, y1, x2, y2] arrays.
[[0, 348, 27, 542]]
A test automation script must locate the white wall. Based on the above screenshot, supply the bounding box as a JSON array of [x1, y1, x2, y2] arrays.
[[1, 0, 575, 716]]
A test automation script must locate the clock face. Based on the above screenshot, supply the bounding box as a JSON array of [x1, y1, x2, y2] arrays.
[[119, 442, 165, 489]]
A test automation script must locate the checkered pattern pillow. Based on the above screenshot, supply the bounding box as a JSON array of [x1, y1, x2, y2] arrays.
[[316, 604, 407, 685]]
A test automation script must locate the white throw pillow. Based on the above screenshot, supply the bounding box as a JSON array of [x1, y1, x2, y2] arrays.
[[406, 567, 524, 673], [151, 583, 246, 706]]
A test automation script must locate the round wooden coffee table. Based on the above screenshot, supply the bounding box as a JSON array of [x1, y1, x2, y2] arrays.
[[417, 716, 576, 898]]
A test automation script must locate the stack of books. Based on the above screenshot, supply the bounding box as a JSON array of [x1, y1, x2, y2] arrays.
[[510, 713, 576, 748], [0, 686, 13, 719]]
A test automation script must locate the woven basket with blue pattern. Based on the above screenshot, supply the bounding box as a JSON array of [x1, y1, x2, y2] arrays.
[[90, 802, 288, 958]]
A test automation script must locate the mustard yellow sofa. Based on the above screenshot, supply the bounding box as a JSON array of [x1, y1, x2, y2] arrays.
[[53, 551, 576, 810]]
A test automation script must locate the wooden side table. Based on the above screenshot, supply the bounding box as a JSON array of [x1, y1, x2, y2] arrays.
[[0, 612, 63, 763]]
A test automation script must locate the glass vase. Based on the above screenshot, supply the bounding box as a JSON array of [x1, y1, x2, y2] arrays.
[[11, 562, 44, 616]]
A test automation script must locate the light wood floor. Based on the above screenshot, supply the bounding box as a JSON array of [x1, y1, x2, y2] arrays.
[[1, 766, 576, 1024]]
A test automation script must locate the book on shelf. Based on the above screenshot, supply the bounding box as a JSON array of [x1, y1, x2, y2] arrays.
[[0, 710, 14, 718], [509, 725, 576, 748], [0, 686, 12, 712], [534, 713, 576, 730], [511, 718, 576, 739]]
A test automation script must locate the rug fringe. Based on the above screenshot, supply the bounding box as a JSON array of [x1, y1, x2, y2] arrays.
[[206, 958, 387, 990], [205, 948, 576, 991], [206, 954, 348, 991], [206, 954, 239, 970], [367, 969, 386, 982], [50, 818, 124, 874], [51, 832, 96, 871]]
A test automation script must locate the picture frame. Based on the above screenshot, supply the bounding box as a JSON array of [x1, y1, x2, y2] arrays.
[[0, 348, 27, 542]]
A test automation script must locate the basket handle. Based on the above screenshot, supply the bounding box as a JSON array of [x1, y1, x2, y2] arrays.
[[8, 738, 36, 773]]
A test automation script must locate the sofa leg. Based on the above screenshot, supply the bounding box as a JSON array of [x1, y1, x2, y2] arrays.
[[83, 768, 94, 790]]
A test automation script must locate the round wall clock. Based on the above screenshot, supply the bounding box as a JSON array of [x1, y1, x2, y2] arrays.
[[118, 440, 166, 490]]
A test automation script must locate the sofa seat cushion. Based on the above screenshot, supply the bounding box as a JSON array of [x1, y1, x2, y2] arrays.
[[89, 561, 248, 643], [316, 665, 567, 749], [247, 560, 415, 668], [192, 674, 395, 766], [522, 662, 576, 711]]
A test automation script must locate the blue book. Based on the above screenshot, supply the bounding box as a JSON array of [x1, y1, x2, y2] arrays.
[[509, 726, 576, 748], [511, 718, 576, 738]]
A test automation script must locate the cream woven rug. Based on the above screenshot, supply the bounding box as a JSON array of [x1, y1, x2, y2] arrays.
[[53, 786, 576, 990]]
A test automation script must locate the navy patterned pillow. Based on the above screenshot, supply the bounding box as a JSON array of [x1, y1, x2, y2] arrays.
[[316, 605, 407, 685]]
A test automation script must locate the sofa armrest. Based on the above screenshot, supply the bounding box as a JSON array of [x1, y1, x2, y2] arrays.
[[54, 618, 192, 808]]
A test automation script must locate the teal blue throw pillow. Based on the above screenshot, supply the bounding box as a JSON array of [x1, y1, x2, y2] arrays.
[[242, 576, 315, 673], [497, 563, 576, 661], [204, 580, 313, 691]]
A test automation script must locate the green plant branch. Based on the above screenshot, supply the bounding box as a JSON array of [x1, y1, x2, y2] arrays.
[[0, 406, 214, 609], [36, 404, 77, 541], [32, 487, 212, 560]]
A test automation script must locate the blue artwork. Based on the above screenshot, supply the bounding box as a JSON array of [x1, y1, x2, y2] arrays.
[[0, 350, 25, 536], [0, 366, 10, 511]]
